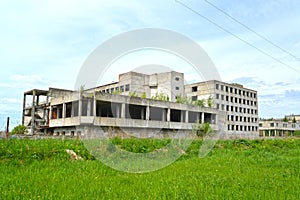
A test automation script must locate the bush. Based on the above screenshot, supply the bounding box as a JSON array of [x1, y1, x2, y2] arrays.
[[294, 130, 300, 137], [11, 125, 26, 135]]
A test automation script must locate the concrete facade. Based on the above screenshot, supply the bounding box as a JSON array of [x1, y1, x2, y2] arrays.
[[259, 119, 300, 137], [87, 71, 184, 102], [185, 80, 259, 138], [22, 71, 259, 138]]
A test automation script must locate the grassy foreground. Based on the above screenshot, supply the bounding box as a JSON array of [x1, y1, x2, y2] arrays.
[[0, 138, 299, 199]]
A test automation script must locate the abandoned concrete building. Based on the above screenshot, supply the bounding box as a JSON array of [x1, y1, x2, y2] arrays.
[[185, 80, 259, 137], [22, 71, 259, 138], [259, 119, 300, 137]]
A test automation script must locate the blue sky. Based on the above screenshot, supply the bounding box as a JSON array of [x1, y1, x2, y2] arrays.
[[0, 0, 299, 130]]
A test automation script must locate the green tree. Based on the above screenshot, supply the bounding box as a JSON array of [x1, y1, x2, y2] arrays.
[[294, 130, 300, 137], [129, 91, 138, 97], [292, 117, 296, 123], [151, 92, 169, 102], [207, 96, 214, 108], [141, 92, 147, 99], [175, 95, 190, 104], [11, 125, 26, 135], [194, 99, 205, 107], [283, 116, 288, 122], [192, 121, 214, 141]]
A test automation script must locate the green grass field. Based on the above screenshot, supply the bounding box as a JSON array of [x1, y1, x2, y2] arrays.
[[0, 138, 299, 199]]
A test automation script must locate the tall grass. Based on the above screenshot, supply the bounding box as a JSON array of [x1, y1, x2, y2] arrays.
[[0, 138, 299, 199]]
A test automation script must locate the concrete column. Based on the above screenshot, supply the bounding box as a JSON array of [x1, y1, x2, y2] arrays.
[[185, 110, 189, 123], [62, 103, 66, 118], [22, 94, 26, 125], [167, 108, 170, 122], [87, 100, 92, 116], [274, 130, 277, 137], [146, 105, 150, 120], [180, 111, 184, 122], [201, 112, 205, 124], [49, 106, 53, 120], [121, 103, 126, 118], [30, 90, 36, 135], [196, 113, 199, 122], [93, 97, 97, 117], [263, 130, 265, 137], [36, 95, 39, 105], [162, 109, 166, 121], [78, 99, 82, 117], [71, 103, 74, 117], [141, 107, 145, 120], [116, 103, 120, 118], [57, 107, 60, 119]]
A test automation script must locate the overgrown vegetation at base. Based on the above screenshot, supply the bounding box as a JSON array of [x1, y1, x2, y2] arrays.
[[0, 138, 299, 199]]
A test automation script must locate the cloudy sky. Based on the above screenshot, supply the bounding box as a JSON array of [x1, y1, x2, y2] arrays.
[[0, 0, 299, 130]]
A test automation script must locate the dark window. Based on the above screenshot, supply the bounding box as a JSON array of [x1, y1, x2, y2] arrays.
[[175, 87, 180, 90], [192, 96, 197, 101], [216, 94, 219, 99], [216, 104, 220, 109], [192, 86, 197, 92], [236, 125, 239, 131], [226, 86, 228, 92], [120, 85, 124, 92], [221, 85, 224, 90], [216, 84, 219, 90], [125, 84, 130, 91], [175, 77, 180, 81], [221, 95, 224, 100], [270, 123, 274, 127], [236, 116, 239, 121], [230, 87, 233, 93], [226, 96, 229, 101], [232, 125, 235, 131]]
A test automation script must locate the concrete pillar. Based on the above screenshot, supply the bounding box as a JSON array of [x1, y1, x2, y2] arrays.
[[141, 107, 145, 120], [121, 103, 125, 118], [180, 111, 184, 122], [22, 94, 26, 125], [201, 112, 205, 124], [87, 100, 92, 116], [263, 130, 265, 137], [274, 129, 277, 137], [167, 108, 170, 122], [36, 95, 39, 105], [30, 90, 36, 135], [93, 97, 97, 117], [185, 110, 189, 123], [49, 106, 53, 120], [57, 107, 60, 119], [62, 103, 66, 118], [78, 99, 82, 117], [162, 109, 166, 121], [116, 103, 120, 118], [146, 105, 150, 120], [196, 113, 199, 122]]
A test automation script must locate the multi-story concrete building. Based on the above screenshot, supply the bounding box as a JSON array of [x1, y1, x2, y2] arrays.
[[87, 71, 184, 102], [22, 71, 258, 138], [185, 80, 259, 138], [259, 119, 300, 137]]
